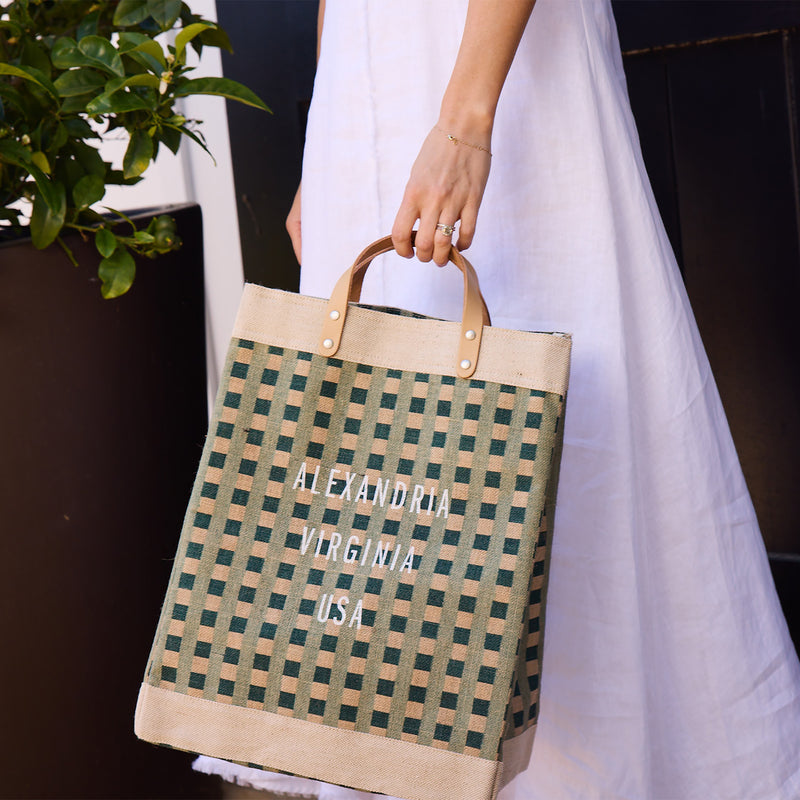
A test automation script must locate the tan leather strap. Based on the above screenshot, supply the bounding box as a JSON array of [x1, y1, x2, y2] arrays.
[[319, 234, 491, 378]]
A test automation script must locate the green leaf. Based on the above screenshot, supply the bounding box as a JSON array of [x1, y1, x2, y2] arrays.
[[102, 206, 137, 232], [77, 36, 125, 77], [54, 156, 85, 192], [30, 182, 67, 249], [95, 227, 117, 258], [31, 151, 50, 174], [0, 63, 58, 98], [53, 68, 106, 97], [168, 123, 215, 164], [22, 39, 52, 77], [78, 210, 106, 226], [0, 138, 33, 165], [133, 230, 155, 244], [100, 76, 126, 95], [23, 65, 62, 99], [174, 22, 212, 62], [0, 20, 23, 38], [105, 169, 143, 186], [198, 26, 233, 53], [99, 247, 136, 298], [118, 55, 147, 77], [0, 207, 22, 224], [147, 0, 182, 30], [159, 124, 182, 155], [77, 9, 102, 41], [0, 83, 25, 116], [51, 38, 90, 69], [72, 174, 105, 208], [122, 74, 161, 89], [82, 79, 158, 116], [86, 90, 153, 115], [62, 118, 98, 140], [49, 122, 70, 153], [88, 73, 158, 98], [117, 31, 153, 51], [124, 51, 164, 76], [60, 93, 98, 114], [123, 129, 153, 178], [173, 77, 269, 110], [113, 0, 150, 27], [117, 35, 167, 71], [28, 163, 64, 212], [133, 39, 167, 69], [71, 141, 107, 178]]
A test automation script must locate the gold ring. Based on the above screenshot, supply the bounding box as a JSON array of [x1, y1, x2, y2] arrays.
[[436, 222, 456, 236]]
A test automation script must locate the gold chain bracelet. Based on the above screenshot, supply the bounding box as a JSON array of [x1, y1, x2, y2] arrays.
[[434, 125, 492, 157]]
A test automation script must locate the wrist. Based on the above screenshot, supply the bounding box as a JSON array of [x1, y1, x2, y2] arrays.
[[437, 99, 495, 143], [432, 124, 493, 157]]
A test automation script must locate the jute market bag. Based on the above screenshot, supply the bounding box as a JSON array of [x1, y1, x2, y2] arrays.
[[135, 235, 571, 800]]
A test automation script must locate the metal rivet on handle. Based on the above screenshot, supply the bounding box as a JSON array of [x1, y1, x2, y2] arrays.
[[323, 338, 334, 349], [329, 310, 340, 320], [465, 329, 476, 340], [460, 359, 472, 370]]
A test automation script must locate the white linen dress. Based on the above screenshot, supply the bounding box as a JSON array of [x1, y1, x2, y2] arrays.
[[196, 1, 800, 797]]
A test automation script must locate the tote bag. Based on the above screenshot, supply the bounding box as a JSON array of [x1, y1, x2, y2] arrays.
[[135, 236, 571, 800]]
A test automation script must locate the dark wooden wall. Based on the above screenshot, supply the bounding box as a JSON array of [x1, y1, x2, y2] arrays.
[[0, 206, 215, 799], [217, 0, 317, 292]]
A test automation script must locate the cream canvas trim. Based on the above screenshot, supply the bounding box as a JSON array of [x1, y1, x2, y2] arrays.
[[498, 721, 537, 789], [233, 284, 571, 396], [136, 684, 502, 800]]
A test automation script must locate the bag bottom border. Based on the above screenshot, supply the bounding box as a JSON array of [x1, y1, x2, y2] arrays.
[[135, 682, 504, 800]]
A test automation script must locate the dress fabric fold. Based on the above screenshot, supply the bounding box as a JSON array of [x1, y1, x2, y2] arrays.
[[195, 1, 800, 797]]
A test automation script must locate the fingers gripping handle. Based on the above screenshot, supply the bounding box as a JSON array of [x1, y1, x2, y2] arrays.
[[318, 234, 491, 378]]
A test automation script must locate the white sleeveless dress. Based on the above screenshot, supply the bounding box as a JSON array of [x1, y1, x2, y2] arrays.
[[195, 1, 800, 797]]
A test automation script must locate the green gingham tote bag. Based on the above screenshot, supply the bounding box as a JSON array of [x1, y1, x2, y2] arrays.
[[135, 236, 571, 800]]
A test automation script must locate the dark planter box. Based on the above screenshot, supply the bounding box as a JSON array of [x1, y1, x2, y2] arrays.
[[0, 203, 218, 799]]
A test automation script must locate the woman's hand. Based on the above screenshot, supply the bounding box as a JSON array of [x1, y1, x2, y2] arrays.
[[391, 0, 534, 267], [392, 125, 491, 266], [286, 182, 302, 264]]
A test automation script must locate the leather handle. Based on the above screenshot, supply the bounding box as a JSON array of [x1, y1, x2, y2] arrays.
[[319, 233, 491, 378]]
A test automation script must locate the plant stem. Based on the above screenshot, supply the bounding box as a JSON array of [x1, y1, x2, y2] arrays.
[[56, 235, 79, 267]]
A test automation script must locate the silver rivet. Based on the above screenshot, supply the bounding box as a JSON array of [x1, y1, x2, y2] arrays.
[[322, 338, 334, 349], [465, 329, 476, 341], [329, 309, 340, 320], [460, 359, 472, 370]]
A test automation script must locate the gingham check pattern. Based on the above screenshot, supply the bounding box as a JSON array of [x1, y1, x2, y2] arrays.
[[146, 336, 564, 762]]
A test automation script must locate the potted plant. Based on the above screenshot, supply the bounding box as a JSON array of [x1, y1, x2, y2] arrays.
[[0, 3, 267, 796], [0, 0, 267, 297]]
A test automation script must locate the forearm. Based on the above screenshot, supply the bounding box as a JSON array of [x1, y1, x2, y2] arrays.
[[439, 0, 535, 140], [287, 0, 325, 264], [317, 0, 326, 62]]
